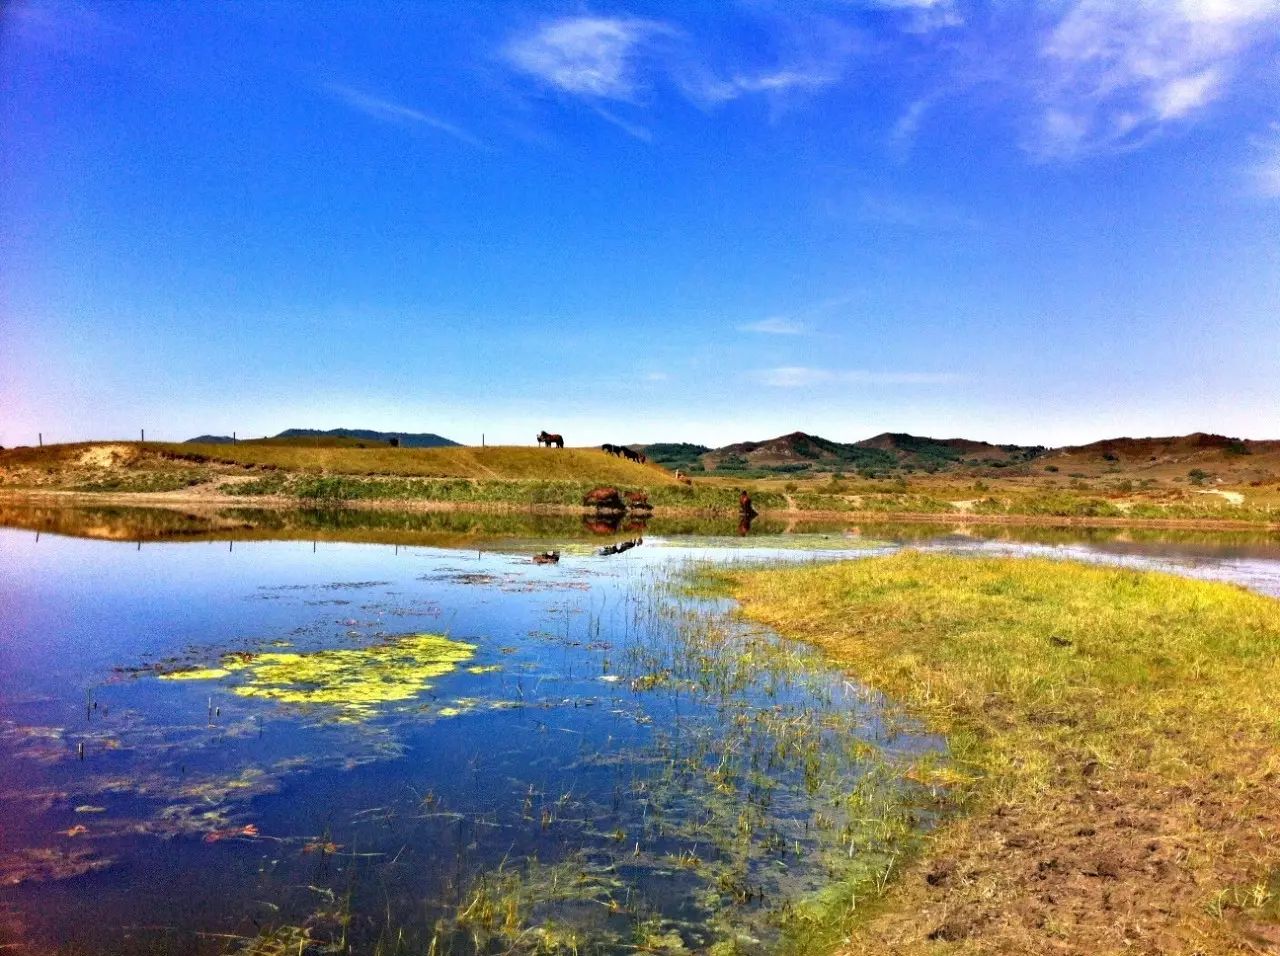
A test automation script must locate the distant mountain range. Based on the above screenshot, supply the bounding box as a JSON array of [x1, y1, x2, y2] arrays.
[[185, 428, 459, 448], [642, 431, 1279, 480], [641, 431, 1042, 477]]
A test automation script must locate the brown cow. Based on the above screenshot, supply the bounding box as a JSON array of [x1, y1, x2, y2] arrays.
[[583, 487, 624, 510]]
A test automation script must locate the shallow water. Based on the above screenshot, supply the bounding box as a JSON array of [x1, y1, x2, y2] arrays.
[[0, 525, 935, 956], [2, 509, 1279, 955]]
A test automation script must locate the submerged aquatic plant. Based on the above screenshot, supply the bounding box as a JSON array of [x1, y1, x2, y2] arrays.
[[160, 633, 478, 719]]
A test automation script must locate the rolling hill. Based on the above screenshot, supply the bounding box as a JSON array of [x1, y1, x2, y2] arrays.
[[651, 431, 1045, 477], [1038, 433, 1280, 483], [183, 428, 459, 448]]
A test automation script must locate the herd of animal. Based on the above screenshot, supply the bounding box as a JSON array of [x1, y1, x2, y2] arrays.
[[536, 432, 648, 464], [599, 443, 647, 463]]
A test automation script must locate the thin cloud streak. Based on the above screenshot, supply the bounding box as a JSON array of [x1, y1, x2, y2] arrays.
[[740, 317, 806, 335], [326, 84, 483, 148], [1251, 122, 1280, 197], [758, 367, 963, 387]]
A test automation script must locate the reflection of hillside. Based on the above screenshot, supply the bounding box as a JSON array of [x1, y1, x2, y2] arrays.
[[2, 502, 1276, 551], [0, 502, 787, 547]]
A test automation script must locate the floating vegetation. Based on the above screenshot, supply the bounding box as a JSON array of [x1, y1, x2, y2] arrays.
[[159, 632, 479, 719], [0, 845, 114, 887], [422, 569, 594, 592]]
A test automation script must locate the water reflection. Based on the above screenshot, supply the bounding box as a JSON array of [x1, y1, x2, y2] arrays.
[[4, 501, 1277, 553]]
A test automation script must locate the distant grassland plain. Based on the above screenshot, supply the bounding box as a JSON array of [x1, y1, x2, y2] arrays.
[[1, 439, 1278, 525]]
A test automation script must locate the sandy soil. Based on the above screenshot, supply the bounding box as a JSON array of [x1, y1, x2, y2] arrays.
[[845, 752, 1280, 956], [1196, 489, 1246, 506]]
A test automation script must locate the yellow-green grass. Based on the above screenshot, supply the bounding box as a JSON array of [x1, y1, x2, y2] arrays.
[[707, 552, 1280, 955], [155, 442, 678, 483], [0, 441, 676, 485]]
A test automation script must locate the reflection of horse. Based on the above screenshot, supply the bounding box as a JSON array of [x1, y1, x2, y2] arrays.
[[583, 516, 622, 534], [537, 431, 564, 448], [737, 512, 755, 537], [532, 551, 560, 564], [598, 538, 642, 557]]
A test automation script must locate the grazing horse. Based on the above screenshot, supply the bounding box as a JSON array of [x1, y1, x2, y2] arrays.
[[619, 447, 641, 463], [537, 431, 564, 448], [600, 443, 623, 456]]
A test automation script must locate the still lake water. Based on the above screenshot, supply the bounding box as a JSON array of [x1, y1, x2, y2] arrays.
[[2, 507, 1279, 955]]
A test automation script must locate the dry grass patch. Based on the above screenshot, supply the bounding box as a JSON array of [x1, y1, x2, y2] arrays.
[[710, 552, 1280, 955]]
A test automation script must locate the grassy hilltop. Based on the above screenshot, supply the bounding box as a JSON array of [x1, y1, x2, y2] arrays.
[[162, 441, 678, 483]]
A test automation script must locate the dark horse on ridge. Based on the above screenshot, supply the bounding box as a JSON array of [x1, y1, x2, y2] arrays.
[[537, 431, 564, 448]]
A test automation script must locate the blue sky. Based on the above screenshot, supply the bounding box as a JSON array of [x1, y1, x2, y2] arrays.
[[2, 0, 1278, 448]]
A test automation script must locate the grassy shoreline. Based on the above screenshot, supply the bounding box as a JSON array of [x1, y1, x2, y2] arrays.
[[706, 553, 1280, 955]]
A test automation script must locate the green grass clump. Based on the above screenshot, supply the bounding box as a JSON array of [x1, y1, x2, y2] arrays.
[[791, 492, 953, 513], [973, 492, 1124, 518], [73, 470, 211, 493]]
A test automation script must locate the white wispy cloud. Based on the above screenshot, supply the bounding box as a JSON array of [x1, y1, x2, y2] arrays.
[[740, 317, 806, 335], [326, 84, 482, 147], [758, 367, 962, 387], [503, 14, 855, 132], [1026, 0, 1280, 160], [504, 16, 670, 100]]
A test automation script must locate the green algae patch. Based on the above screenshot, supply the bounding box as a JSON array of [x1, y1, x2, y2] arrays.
[[160, 666, 232, 681], [160, 633, 477, 720]]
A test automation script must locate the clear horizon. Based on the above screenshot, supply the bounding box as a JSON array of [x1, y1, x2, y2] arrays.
[[3, 1, 1279, 449]]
